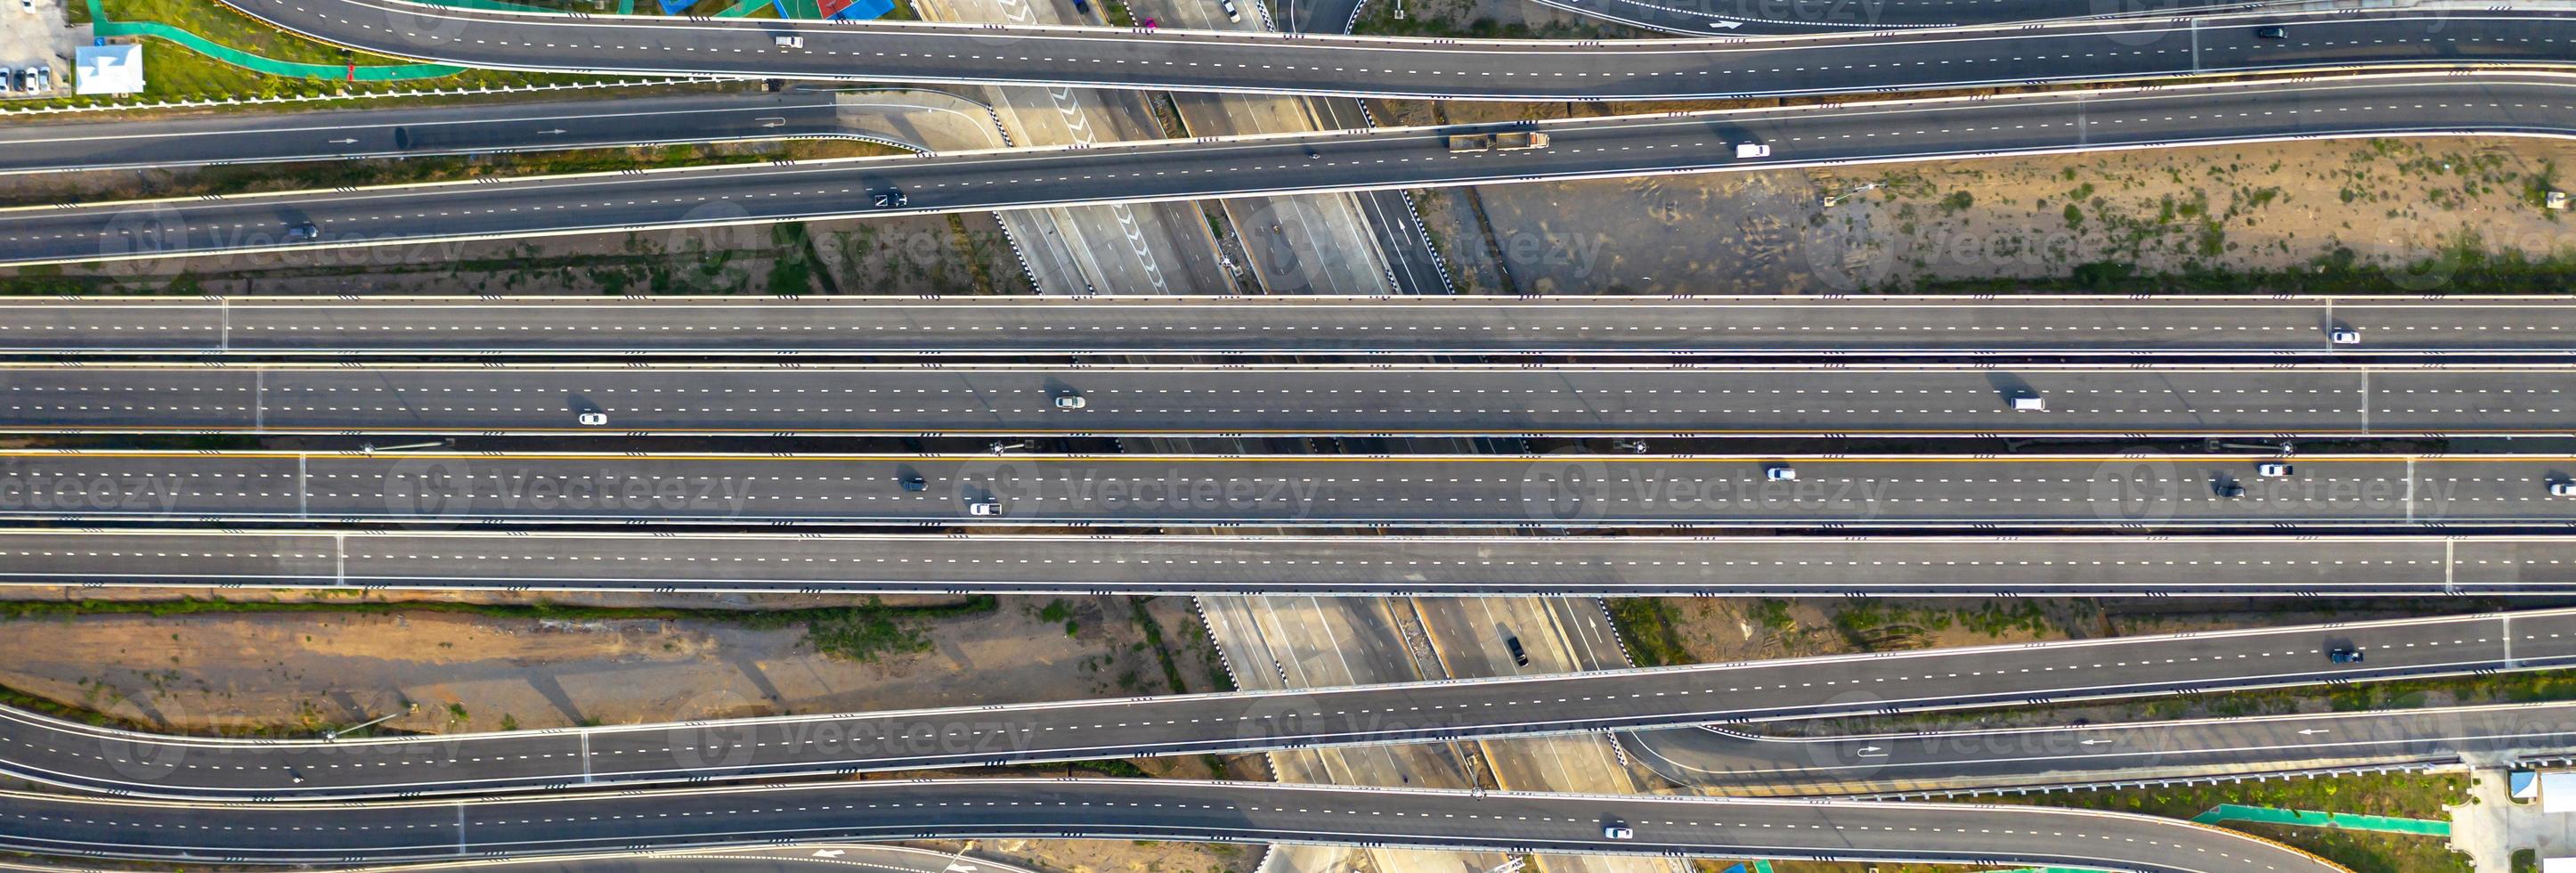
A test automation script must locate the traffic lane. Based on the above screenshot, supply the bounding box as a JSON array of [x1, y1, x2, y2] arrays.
[[8, 363, 2576, 436], [1627, 702, 2576, 795], [1520, 0, 2249, 34], [16, 70, 2576, 269], [10, 608, 2572, 799], [4, 294, 2575, 355], [217, 0, 2549, 100], [0, 780, 2336, 873], [1, 453, 2572, 526], [12, 530, 2570, 596], [0, 94, 849, 175]]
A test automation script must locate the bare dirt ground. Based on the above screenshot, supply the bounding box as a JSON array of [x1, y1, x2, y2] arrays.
[[1376, 109, 2576, 294], [912, 837, 1264, 873], [2, 594, 1219, 737]]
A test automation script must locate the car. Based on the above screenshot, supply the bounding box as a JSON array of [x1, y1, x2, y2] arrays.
[[2011, 394, 2046, 412], [2258, 462, 2294, 477], [773, 35, 804, 48], [2255, 25, 2288, 39], [2328, 646, 2364, 664], [33, 67, 46, 92], [19, 0, 31, 12], [1502, 633, 1529, 666], [287, 768, 306, 784], [2329, 328, 2361, 345], [1766, 465, 1797, 482], [1218, 0, 1239, 20], [18, 67, 37, 94], [1603, 825, 1634, 840], [2553, 481, 2576, 497], [1734, 143, 1771, 159], [967, 501, 1002, 517], [2215, 481, 2246, 498], [900, 475, 927, 492], [576, 411, 608, 426], [1053, 393, 1087, 410], [1305, 147, 1321, 159], [1070, 0, 1088, 12], [873, 190, 908, 208], [284, 222, 321, 241]]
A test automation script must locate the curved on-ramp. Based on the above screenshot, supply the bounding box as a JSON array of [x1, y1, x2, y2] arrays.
[[12, 72, 2576, 268], [3, 608, 2567, 802], [0, 779, 2340, 873]]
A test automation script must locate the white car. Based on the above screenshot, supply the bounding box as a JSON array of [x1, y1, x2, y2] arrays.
[[2257, 462, 2294, 477], [576, 412, 608, 426], [1218, 0, 1239, 20], [1765, 465, 1797, 482], [1054, 394, 1087, 410], [2552, 482, 2576, 497], [1734, 143, 1770, 159], [1603, 826, 1634, 840], [2329, 328, 2361, 345], [968, 501, 1003, 517]]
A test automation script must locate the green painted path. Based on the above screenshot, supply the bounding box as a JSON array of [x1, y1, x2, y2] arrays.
[[2191, 804, 2451, 836], [85, 0, 463, 80]]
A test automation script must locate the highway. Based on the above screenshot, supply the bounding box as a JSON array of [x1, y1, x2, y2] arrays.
[[1627, 700, 2576, 797], [12, 72, 2576, 267], [0, 608, 2559, 799], [4, 363, 2574, 437], [1532, 0, 2254, 35], [0, 779, 2334, 872], [15, 530, 2575, 597], [0, 845, 1051, 873], [0, 93, 860, 175], [2, 449, 2569, 528], [1, 294, 2570, 357], [208, 0, 2568, 100]]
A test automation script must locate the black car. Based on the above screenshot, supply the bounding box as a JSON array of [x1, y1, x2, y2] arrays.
[[899, 475, 927, 492], [2255, 26, 2288, 39], [284, 222, 321, 241], [1503, 634, 1530, 667], [2328, 646, 2364, 664]]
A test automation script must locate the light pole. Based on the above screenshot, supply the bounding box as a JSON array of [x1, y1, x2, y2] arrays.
[[325, 702, 418, 740]]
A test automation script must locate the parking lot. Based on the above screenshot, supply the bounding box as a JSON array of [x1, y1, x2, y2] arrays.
[[0, 0, 73, 98]]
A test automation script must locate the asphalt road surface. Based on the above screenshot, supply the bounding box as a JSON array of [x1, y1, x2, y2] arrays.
[[0, 779, 2334, 873], [4, 608, 2566, 799], [208, 0, 2567, 100], [3, 450, 2569, 528], [10, 73, 2570, 267], [0, 845, 1046, 873], [1530, 0, 2253, 35], [4, 363, 2572, 437], [5, 529, 2575, 596], [1627, 700, 2576, 796], [0, 93, 856, 175], [0, 294, 2567, 356]]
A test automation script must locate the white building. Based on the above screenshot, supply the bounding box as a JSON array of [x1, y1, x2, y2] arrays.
[[74, 43, 143, 95]]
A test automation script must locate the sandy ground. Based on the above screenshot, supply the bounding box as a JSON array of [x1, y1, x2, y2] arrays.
[[1377, 109, 2576, 294], [1, 594, 1222, 738], [913, 837, 1265, 873]]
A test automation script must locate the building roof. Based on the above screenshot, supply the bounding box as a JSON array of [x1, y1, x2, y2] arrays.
[[75, 43, 144, 95]]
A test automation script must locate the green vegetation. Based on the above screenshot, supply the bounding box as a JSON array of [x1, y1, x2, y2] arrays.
[[1126, 597, 1194, 695], [764, 223, 822, 295], [1605, 599, 1690, 667], [0, 143, 833, 211]]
